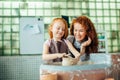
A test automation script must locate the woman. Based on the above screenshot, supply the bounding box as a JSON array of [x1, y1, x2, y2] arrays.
[[67, 15, 98, 61]]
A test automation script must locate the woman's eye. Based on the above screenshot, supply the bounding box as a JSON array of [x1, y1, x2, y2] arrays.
[[62, 28, 65, 31], [74, 29, 77, 32], [80, 30, 84, 32], [74, 29, 85, 32]]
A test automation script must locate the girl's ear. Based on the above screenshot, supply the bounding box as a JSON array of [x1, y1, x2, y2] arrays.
[[50, 27, 53, 32], [49, 26, 53, 31]]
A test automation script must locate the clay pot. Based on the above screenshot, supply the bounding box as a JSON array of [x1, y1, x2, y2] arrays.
[[40, 73, 57, 80], [62, 57, 73, 66], [62, 56, 78, 66]]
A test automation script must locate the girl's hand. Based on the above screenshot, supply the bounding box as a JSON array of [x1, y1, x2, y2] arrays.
[[57, 53, 66, 58], [81, 37, 91, 47]]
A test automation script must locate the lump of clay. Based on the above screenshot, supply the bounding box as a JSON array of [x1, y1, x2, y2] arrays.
[[62, 55, 78, 66]]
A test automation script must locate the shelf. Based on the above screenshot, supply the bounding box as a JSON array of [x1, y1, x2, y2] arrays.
[[97, 30, 108, 53], [98, 48, 106, 52]]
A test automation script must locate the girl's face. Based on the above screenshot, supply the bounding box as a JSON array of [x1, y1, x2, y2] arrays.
[[51, 20, 65, 40], [74, 22, 87, 42]]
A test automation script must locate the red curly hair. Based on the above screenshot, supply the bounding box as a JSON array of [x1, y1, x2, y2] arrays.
[[70, 15, 98, 53]]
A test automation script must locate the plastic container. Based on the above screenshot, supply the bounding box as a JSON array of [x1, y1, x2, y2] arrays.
[[40, 73, 57, 80]]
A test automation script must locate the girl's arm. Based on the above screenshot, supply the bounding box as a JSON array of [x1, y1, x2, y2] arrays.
[[42, 42, 66, 61]]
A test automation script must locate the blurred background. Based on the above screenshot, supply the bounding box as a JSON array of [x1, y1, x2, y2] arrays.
[[0, 0, 120, 56], [0, 0, 120, 55], [0, 0, 120, 80]]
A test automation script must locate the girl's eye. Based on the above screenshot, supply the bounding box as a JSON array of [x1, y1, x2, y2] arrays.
[[57, 27, 60, 30], [80, 30, 85, 32], [57, 26, 65, 31]]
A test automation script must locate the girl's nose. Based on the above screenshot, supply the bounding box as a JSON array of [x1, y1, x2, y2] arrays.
[[59, 29, 63, 32]]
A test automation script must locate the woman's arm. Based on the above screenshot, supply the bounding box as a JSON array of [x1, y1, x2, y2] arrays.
[[80, 37, 91, 54], [65, 40, 81, 58]]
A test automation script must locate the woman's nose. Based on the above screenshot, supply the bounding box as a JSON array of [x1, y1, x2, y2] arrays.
[[76, 31, 80, 35]]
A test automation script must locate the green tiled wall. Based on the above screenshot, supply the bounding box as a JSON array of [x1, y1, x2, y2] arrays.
[[0, 0, 120, 55]]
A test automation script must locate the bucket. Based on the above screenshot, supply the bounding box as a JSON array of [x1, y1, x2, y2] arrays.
[[105, 78, 114, 80], [40, 73, 57, 80]]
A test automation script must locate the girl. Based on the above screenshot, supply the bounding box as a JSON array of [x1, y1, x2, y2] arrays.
[[42, 18, 80, 62]]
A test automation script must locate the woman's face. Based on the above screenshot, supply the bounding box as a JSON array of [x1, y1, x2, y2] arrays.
[[51, 20, 65, 40], [73, 22, 87, 42]]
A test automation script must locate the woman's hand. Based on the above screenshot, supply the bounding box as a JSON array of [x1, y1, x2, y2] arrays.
[[80, 37, 91, 55], [81, 37, 91, 47], [71, 57, 79, 65]]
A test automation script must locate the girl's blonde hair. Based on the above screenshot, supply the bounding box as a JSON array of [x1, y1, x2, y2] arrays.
[[48, 18, 69, 39]]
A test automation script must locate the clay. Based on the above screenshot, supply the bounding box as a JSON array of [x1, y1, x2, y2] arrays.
[[62, 56, 78, 66]]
